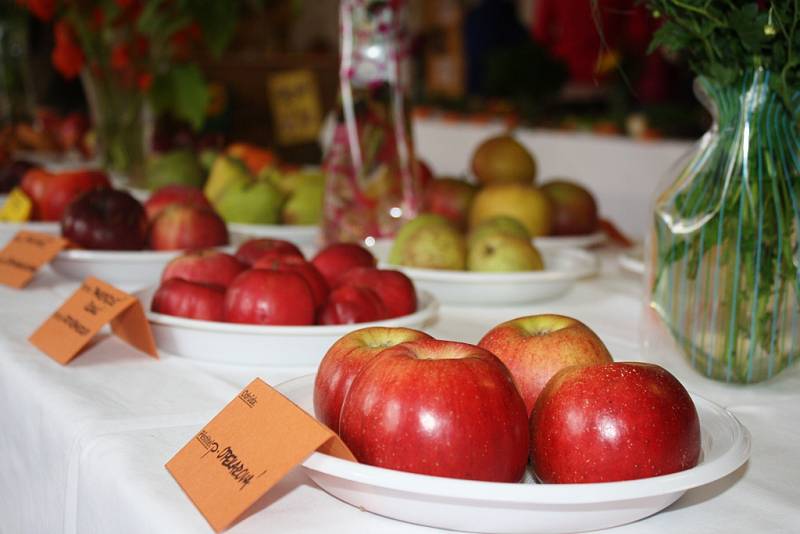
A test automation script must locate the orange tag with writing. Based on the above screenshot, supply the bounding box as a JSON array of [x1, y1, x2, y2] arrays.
[[29, 276, 157, 364], [166, 378, 355, 532], [0, 231, 68, 288]]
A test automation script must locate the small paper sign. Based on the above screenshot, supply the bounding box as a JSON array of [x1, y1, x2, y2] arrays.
[[0, 231, 67, 288], [267, 69, 323, 146], [28, 276, 157, 364], [0, 187, 33, 222], [166, 378, 355, 532]]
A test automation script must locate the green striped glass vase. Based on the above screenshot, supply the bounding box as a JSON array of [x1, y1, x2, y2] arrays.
[[650, 68, 799, 384]]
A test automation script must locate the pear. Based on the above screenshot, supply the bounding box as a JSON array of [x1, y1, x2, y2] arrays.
[[204, 155, 251, 204], [146, 150, 203, 190], [467, 216, 531, 249], [389, 214, 466, 270], [467, 233, 543, 272], [471, 135, 537, 186], [215, 180, 285, 224], [282, 180, 324, 225], [469, 183, 553, 237]]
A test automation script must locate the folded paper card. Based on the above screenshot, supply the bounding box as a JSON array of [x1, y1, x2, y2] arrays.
[[166, 377, 355, 532], [0, 231, 67, 288], [29, 276, 157, 364]]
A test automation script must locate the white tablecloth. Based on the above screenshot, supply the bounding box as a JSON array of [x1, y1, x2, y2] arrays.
[[2, 251, 799, 534]]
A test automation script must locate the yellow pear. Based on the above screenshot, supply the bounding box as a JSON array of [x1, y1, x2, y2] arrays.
[[469, 184, 553, 237]]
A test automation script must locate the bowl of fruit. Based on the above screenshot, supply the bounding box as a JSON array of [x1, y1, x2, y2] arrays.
[[275, 318, 751, 533], [141, 238, 438, 366]]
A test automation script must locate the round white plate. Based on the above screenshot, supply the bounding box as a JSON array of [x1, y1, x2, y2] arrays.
[[0, 220, 61, 243], [50, 248, 182, 291], [385, 248, 597, 305], [533, 231, 606, 250], [228, 222, 320, 248], [139, 287, 438, 366], [277, 374, 751, 534], [618, 245, 645, 275]]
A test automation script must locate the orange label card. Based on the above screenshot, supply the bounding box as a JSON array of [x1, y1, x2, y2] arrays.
[[0, 231, 68, 288], [28, 276, 157, 364], [166, 378, 355, 532]]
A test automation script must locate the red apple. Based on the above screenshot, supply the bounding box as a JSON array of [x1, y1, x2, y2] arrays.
[[311, 243, 377, 287], [253, 254, 329, 309], [336, 267, 417, 318], [317, 285, 387, 325], [235, 238, 304, 267], [224, 269, 315, 325], [422, 177, 477, 229], [151, 278, 226, 321], [148, 204, 229, 251], [20, 168, 52, 219], [144, 184, 212, 221], [161, 249, 246, 287], [530, 362, 701, 483], [478, 314, 613, 416], [61, 189, 148, 250], [415, 158, 434, 190], [339, 339, 530, 482], [313, 326, 432, 431], [32, 169, 110, 221], [540, 179, 599, 236]]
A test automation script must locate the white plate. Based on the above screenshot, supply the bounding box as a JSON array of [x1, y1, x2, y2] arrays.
[[533, 231, 606, 250], [385, 248, 598, 305], [618, 245, 645, 275], [228, 222, 320, 248], [50, 248, 182, 291], [0, 220, 61, 246], [277, 374, 751, 534], [139, 287, 438, 366]]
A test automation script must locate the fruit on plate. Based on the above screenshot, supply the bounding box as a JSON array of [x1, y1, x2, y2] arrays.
[[415, 159, 434, 190], [478, 314, 612, 415], [0, 160, 36, 194], [530, 362, 701, 483], [147, 204, 229, 251], [337, 267, 417, 318], [235, 238, 304, 267], [151, 278, 226, 322], [311, 243, 377, 287], [203, 155, 252, 205], [61, 189, 148, 250], [469, 183, 553, 237], [339, 339, 530, 482], [314, 326, 432, 431], [388, 214, 466, 270], [215, 179, 285, 225], [422, 177, 477, 229], [227, 142, 276, 175], [471, 134, 536, 186], [143, 184, 212, 221], [253, 254, 329, 310], [281, 175, 324, 225], [467, 232, 543, 272], [161, 249, 246, 288], [224, 269, 315, 325], [318, 285, 387, 325], [145, 149, 203, 190], [467, 216, 530, 249], [540, 179, 600, 236], [21, 169, 110, 222]]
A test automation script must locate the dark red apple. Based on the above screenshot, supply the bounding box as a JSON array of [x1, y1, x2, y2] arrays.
[[147, 204, 229, 251], [224, 269, 315, 325], [415, 158, 434, 190], [61, 189, 148, 250], [235, 238, 304, 267], [311, 243, 377, 287], [253, 254, 329, 310], [540, 179, 599, 236], [0, 160, 36, 194], [161, 249, 246, 287], [336, 267, 417, 318], [151, 278, 226, 321], [38, 170, 110, 222], [530, 362, 701, 484], [478, 314, 613, 416], [313, 326, 432, 431], [144, 184, 212, 221], [422, 177, 477, 229], [317, 285, 387, 325], [339, 339, 530, 482]]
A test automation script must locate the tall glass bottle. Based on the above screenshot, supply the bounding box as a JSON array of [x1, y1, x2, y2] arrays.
[[322, 0, 421, 245]]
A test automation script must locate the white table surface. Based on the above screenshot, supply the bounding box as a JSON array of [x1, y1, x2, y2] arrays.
[[2, 250, 799, 534]]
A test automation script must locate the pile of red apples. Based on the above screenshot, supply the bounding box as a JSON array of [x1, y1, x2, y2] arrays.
[[151, 238, 419, 326], [314, 316, 701, 484]]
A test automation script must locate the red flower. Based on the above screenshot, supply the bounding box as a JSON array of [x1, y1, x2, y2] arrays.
[[20, 0, 56, 21], [52, 21, 85, 79], [90, 7, 105, 31], [137, 72, 154, 92], [111, 43, 131, 71], [170, 22, 201, 60]]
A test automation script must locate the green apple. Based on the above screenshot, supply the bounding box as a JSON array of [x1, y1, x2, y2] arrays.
[[204, 155, 251, 204], [214, 179, 286, 224], [282, 180, 324, 225], [389, 214, 466, 270], [467, 233, 543, 272], [469, 183, 553, 237], [146, 150, 203, 190], [467, 216, 530, 249]]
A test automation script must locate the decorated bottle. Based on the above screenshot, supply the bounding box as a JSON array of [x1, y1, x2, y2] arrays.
[[322, 0, 420, 245]]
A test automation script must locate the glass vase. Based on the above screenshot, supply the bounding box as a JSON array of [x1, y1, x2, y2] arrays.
[[322, 0, 421, 245], [649, 68, 799, 384], [82, 70, 150, 188]]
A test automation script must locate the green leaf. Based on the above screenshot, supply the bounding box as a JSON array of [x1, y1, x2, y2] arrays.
[[188, 0, 239, 58], [647, 21, 694, 54], [728, 4, 769, 52], [150, 65, 210, 130]]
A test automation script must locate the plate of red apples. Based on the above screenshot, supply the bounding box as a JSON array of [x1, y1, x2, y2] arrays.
[[141, 238, 438, 365]]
